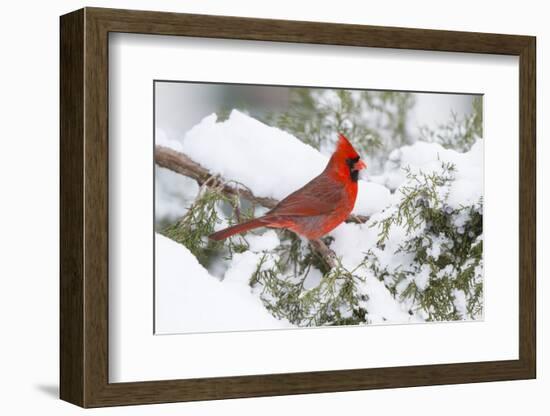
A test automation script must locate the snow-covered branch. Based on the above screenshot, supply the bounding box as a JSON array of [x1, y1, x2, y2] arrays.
[[155, 144, 344, 268], [155, 145, 279, 209], [154, 145, 368, 224]]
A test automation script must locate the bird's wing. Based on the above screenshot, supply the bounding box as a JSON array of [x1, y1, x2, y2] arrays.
[[266, 174, 345, 217]]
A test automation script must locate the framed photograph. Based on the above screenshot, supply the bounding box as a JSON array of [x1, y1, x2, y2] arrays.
[[60, 7, 536, 408]]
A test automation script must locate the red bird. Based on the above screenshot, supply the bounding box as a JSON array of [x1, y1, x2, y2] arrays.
[[209, 134, 366, 241]]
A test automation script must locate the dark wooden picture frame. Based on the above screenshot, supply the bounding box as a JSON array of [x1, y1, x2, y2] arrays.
[[60, 7, 536, 408]]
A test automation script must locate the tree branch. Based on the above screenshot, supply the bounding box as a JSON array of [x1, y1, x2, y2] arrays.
[[155, 145, 369, 224], [155, 145, 368, 269], [154, 145, 279, 209]]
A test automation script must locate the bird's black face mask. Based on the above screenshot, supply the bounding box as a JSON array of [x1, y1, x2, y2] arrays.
[[346, 156, 361, 182]]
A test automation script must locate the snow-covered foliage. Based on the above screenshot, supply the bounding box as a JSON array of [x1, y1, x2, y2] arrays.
[[155, 89, 483, 333], [365, 158, 483, 321]]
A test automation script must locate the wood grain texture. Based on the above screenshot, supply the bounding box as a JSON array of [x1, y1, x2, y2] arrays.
[[87, 7, 533, 54], [59, 7, 537, 408], [59, 8, 84, 406], [518, 38, 537, 376]]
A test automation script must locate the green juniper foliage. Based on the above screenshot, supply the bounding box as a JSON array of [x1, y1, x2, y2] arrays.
[[161, 89, 483, 326], [367, 163, 483, 321], [249, 244, 368, 327], [162, 187, 224, 265], [161, 179, 256, 266]]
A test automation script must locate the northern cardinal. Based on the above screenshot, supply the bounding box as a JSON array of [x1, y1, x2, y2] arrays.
[[209, 134, 366, 241]]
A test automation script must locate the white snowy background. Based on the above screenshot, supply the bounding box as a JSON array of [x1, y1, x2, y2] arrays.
[[154, 83, 482, 334]]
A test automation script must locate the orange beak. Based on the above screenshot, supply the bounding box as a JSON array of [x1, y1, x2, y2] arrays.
[[355, 160, 367, 171]]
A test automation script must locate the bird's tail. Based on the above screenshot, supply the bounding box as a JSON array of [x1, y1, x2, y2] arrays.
[[209, 218, 267, 241]]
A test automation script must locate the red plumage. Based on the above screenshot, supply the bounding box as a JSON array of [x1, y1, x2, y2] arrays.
[[209, 134, 366, 241]]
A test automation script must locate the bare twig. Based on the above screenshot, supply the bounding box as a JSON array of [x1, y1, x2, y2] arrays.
[[309, 239, 337, 269], [346, 214, 369, 224]]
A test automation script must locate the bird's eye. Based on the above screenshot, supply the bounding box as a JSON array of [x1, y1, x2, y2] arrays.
[[346, 156, 360, 168]]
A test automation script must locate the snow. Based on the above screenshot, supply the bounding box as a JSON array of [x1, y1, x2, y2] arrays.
[[182, 111, 325, 201], [330, 222, 378, 268], [426, 236, 442, 260], [377, 139, 483, 209], [355, 181, 393, 216], [361, 276, 418, 324], [223, 251, 264, 286], [452, 289, 468, 318], [413, 264, 431, 291], [155, 233, 291, 333], [445, 140, 483, 208], [246, 230, 280, 252], [302, 268, 323, 290]]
